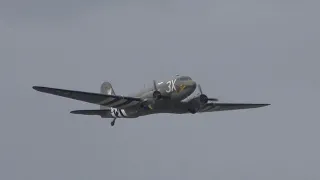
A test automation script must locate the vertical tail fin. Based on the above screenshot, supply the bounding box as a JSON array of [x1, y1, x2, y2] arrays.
[[100, 82, 116, 109]]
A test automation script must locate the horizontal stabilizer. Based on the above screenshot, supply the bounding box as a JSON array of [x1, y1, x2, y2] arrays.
[[70, 108, 132, 118], [70, 109, 109, 117]]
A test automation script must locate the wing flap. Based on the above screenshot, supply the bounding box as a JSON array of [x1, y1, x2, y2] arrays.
[[199, 103, 270, 112], [33, 86, 141, 108]]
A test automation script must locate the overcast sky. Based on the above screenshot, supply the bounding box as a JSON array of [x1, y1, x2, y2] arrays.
[[1, 0, 320, 179]]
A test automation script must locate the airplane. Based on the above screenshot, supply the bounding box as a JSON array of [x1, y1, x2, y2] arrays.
[[32, 75, 270, 126]]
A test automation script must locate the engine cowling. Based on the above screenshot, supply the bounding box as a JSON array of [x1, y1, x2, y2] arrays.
[[186, 94, 210, 114], [199, 94, 208, 104], [186, 97, 201, 114], [153, 91, 162, 100]]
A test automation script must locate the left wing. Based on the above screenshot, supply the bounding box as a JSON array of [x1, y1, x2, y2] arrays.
[[33, 86, 142, 109], [199, 102, 270, 112]]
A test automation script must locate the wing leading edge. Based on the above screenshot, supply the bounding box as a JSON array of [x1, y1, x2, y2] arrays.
[[199, 103, 270, 112], [32, 86, 142, 109]]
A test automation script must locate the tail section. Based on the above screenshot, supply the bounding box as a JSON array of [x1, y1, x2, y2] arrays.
[[101, 82, 116, 95], [71, 109, 108, 116], [100, 82, 116, 109]]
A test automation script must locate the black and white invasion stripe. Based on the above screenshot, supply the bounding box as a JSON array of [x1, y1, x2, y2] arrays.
[[110, 108, 128, 118], [99, 97, 140, 109]]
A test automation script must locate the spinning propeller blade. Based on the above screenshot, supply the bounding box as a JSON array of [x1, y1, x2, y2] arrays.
[[153, 80, 157, 91], [197, 84, 219, 102], [208, 98, 219, 101], [198, 84, 203, 94]]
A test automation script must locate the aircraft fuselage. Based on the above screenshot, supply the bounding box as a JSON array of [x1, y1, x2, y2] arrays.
[[108, 76, 197, 118]]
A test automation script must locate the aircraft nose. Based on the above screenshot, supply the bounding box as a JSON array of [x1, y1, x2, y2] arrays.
[[191, 81, 196, 89], [187, 80, 197, 90]]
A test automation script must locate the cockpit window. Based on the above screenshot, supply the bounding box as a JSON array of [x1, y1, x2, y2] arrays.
[[178, 76, 192, 81]]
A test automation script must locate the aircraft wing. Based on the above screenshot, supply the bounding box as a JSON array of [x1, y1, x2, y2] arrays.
[[33, 86, 142, 109], [199, 102, 270, 112]]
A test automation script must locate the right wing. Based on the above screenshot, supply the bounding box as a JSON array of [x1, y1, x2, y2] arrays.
[[199, 102, 270, 112], [33, 86, 142, 109]]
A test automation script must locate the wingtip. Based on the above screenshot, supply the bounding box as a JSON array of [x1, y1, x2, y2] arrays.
[[70, 110, 86, 114], [32, 86, 48, 92], [261, 103, 271, 107], [70, 110, 78, 114], [32, 86, 41, 91]]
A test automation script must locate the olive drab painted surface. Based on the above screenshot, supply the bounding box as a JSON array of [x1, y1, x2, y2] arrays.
[[33, 75, 270, 126]]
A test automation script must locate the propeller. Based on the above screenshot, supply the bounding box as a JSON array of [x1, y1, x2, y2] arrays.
[[152, 80, 161, 100], [197, 84, 219, 102], [153, 80, 158, 91], [198, 84, 203, 94], [140, 80, 162, 111]]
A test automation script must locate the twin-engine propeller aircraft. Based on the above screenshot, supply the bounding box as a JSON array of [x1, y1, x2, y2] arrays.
[[33, 75, 269, 126]]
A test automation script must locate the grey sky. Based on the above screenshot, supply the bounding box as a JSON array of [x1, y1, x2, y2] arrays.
[[1, 0, 320, 179]]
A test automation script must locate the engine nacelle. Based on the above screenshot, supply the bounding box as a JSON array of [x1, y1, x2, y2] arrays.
[[199, 94, 208, 104], [186, 94, 210, 114], [153, 91, 162, 100]]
